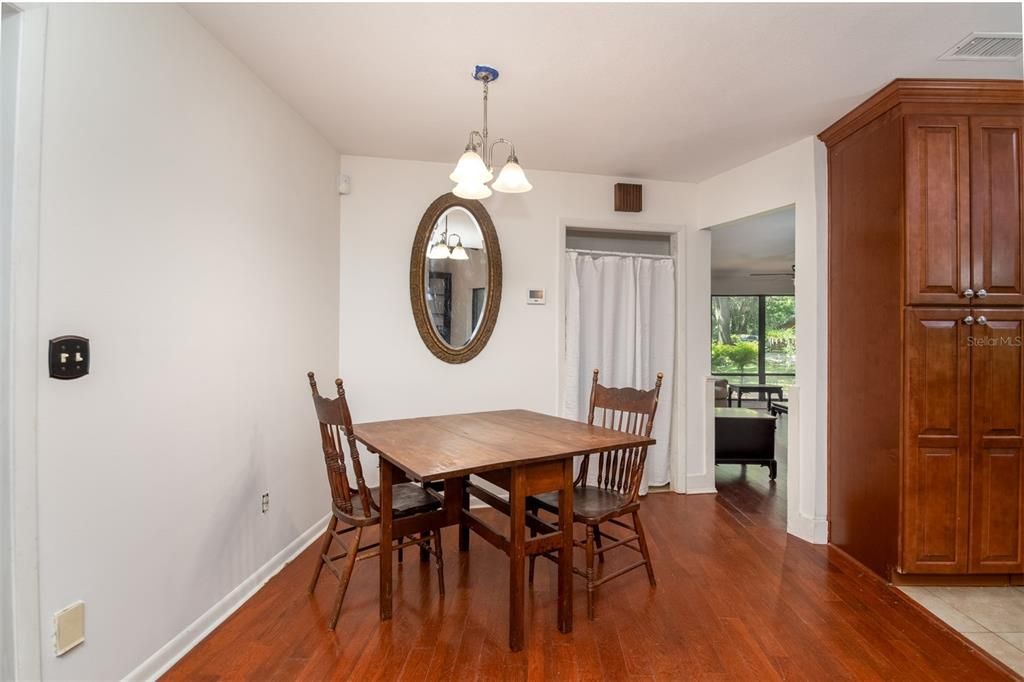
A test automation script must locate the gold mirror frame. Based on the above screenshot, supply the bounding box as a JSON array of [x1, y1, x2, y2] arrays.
[[410, 193, 502, 364]]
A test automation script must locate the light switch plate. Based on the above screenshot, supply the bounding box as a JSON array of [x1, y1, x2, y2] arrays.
[[54, 601, 85, 656], [49, 335, 90, 380]]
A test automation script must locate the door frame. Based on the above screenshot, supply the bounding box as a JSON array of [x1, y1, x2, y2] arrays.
[[691, 136, 829, 543], [556, 218, 688, 492], [2, 3, 46, 677]]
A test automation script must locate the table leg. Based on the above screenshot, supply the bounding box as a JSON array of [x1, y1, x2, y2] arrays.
[[459, 475, 470, 552], [557, 458, 574, 633], [379, 459, 393, 621], [508, 466, 526, 651], [767, 392, 773, 411], [737, 389, 743, 407]]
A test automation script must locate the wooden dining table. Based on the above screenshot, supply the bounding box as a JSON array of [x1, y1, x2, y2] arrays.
[[354, 408, 655, 651]]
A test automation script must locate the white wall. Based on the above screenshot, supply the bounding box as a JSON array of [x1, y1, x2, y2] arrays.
[[339, 155, 696, 489], [694, 136, 829, 542], [28, 6, 339, 680]]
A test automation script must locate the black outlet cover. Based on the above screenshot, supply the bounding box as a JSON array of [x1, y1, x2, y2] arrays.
[[49, 335, 90, 380]]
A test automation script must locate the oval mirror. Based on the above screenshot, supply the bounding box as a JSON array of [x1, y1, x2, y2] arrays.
[[410, 193, 502, 363]]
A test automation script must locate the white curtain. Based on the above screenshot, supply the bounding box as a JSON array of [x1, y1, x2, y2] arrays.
[[562, 250, 676, 495]]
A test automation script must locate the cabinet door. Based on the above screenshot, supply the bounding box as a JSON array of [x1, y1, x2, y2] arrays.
[[969, 308, 1024, 573], [905, 115, 971, 305], [902, 308, 972, 573], [971, 116, 1024, 306]]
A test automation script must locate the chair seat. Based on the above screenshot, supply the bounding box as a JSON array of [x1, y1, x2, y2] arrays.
[[531, 485, 637, 522], [341, 483, 441, 520]]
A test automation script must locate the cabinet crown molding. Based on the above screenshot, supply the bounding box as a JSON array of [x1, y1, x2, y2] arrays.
[[818, 78, 1024, 147]]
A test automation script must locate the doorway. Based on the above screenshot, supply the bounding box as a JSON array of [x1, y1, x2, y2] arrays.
[[708, 206, 795, 528], [561, 227, 678, 494]]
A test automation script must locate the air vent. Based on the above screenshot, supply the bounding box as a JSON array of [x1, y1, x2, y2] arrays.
[[939, 32, 1022, 61]]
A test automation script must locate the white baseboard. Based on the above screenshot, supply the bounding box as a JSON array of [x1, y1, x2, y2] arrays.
[[788, 512, 828, 545], [124, 513, 330, 681], [685, 471, 716, 495]]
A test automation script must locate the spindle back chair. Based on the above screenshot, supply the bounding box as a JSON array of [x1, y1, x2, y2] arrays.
[[307, 372, 445, 629], [578, 369, 662, 503], [529, 368, 663, 619]]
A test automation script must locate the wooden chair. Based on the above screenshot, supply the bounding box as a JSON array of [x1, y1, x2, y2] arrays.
[[306, 372, 445, 629], [528, 369, 663, 619]]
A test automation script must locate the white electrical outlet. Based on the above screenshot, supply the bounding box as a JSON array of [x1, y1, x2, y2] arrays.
[[54, 601, 85, 656]]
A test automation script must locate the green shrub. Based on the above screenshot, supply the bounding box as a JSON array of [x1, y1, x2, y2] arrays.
[[723, 342, 758, 374], [711, 342, 731, 370]]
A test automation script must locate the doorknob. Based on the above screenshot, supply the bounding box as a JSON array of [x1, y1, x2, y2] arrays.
[[963, 315, 975, 325], [977, 316, 988, 326], [977, 289, 988, 299], [963, 288, 975, 298]]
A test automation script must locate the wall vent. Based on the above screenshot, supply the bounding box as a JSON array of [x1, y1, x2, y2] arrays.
[[939, 32, 1022, 61]]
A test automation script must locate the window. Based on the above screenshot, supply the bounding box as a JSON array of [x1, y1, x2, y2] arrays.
[[711, 295, 795, 388]]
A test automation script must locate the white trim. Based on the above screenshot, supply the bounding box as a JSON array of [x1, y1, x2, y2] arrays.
[[683, 376, 719, 495], [682, 230, 713, 497], [8, 6, 47, 679], [789, 513, 829, 544], [565, 247, 674, 260], [123, 513, 330, 682]]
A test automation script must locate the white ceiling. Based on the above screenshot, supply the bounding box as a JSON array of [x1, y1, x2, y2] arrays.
[[711, 206, 795, 278], [188, 3, 1022, 182]]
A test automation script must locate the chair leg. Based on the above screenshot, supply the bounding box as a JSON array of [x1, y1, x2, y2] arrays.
[[594, 524, 605, 564], [432, 528, 445, 597], [585, 525, 596, 620], [633, 511, 656, 587], [528, 524, 538, 584], [309, 516, 337, 594], [398, 536, 404, 564], [420, 531, 430, 562], [328, 526, 362, 630]]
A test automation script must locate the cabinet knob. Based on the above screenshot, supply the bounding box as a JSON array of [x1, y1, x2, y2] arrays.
[[977, 289, 988, 299], [977, 316, 988, 326], [963, 316, 975, 325], [964, 288, 975, 298]]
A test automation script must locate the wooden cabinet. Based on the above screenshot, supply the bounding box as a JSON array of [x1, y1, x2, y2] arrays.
[[821, 79, 1024, 580], [905, 114, 1024, 307], [902, 309, 971, 573], [905, 116, 971, 306], [971, 117, 1024, 306], [969, 308, 1024, 572]]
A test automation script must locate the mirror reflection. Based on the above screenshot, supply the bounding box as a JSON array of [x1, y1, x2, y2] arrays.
[[424, 207, 488, 348]]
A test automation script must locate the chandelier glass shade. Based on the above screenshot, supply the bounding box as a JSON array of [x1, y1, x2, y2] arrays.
[[449, 150, 493, 184], [491, 157, 532, 193]]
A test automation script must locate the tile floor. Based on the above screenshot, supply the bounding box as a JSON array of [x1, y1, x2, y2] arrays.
[[899, 585, 1024, 676]]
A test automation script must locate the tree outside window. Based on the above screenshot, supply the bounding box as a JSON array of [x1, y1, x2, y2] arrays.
[[711, 295, 795, 387]]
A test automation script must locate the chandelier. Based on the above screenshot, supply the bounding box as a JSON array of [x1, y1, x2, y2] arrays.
[[449, 65, 532, 199]]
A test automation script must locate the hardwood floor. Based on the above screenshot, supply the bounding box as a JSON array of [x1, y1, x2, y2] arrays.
[[166, 452, 1014, 680]]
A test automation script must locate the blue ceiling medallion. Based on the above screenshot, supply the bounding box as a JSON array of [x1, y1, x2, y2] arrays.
[[473, 65, 500, 83]]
